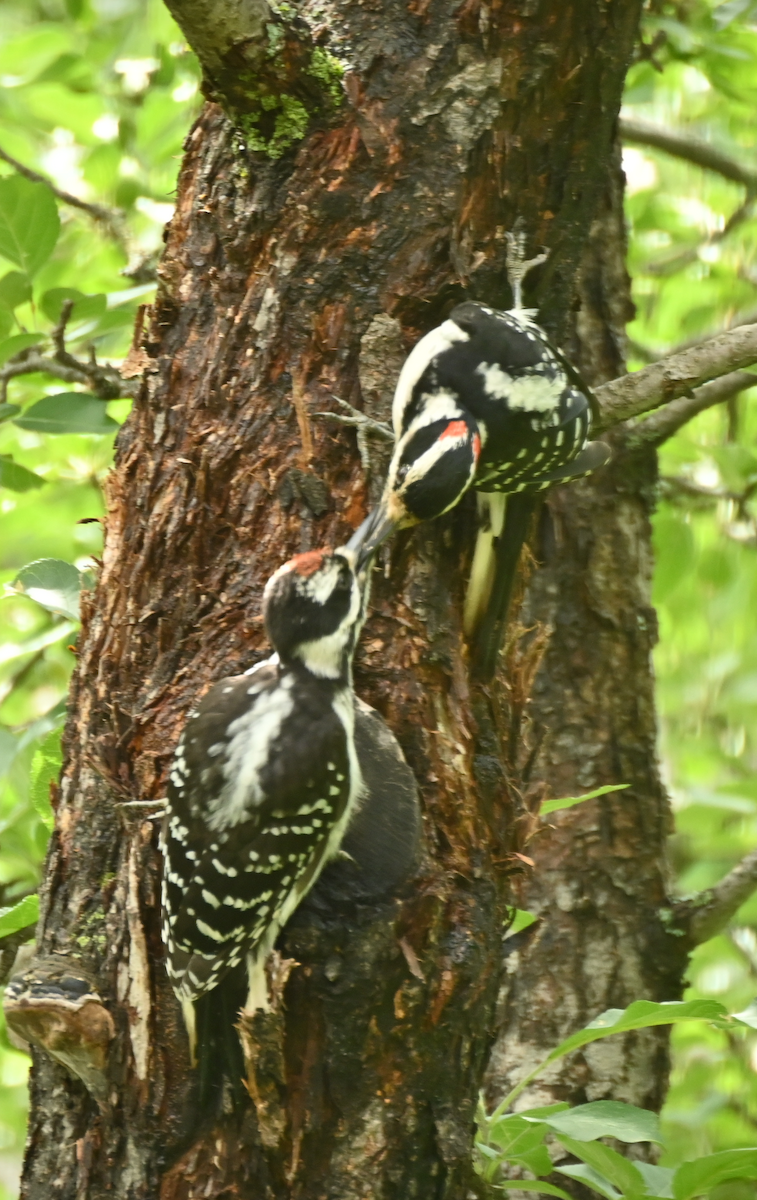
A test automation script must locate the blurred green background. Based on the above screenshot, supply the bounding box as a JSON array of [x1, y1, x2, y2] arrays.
[[0, 0, 756, 1195]]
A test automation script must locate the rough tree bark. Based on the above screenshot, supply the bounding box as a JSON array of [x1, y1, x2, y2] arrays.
[[11, 1, 738, 1197]]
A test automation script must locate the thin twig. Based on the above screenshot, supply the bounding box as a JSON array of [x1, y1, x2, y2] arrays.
[[0, 351, 138, 399], [620, 118, 757, 191], [0, 145, 127, 248], [620, 370, 757, 449], [674, 849, 757, 946], [0, 298, 141, 405], [595, 322, 757, 432]]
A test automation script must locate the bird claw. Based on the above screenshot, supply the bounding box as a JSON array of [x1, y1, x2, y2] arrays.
[[505, 226, 549, 311], [315, 396, 394, 476]]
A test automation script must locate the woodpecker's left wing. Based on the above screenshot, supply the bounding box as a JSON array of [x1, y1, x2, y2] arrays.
[[161, 669, 352, 1003]]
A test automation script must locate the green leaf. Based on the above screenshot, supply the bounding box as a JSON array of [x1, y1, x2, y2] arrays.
[[731, 1001, 757, 1030], [513, 1145, 554, 1177], [556, 1163, 621, 1200], [489, 1115, 541, 1151], [497, 1184, 573, 1199], [636, 1162, 675, 1199], [40, 288, 107, 325], [0, 455, 45, 492], [542, 1101, 661, 1144], [0, 333, 44, 366], [541, 784, 631, 815], [15, 393, 118, 434], [0, 270, 33, 310], [9, 558, 82, 619], [29, 729, 62, 831], [490, 999, 727, 1115], [0, 307, 11, 340], [506, 908, 537, 936], [0, 894, 39, 938], [673, 1149, 757, 1199], [555, 1135, 646, 1194], [0, 176, 60, 278]]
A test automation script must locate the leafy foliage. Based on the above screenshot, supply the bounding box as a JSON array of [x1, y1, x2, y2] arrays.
[[477, 1002, 757, 1197], [623, 0, 757, 1175]]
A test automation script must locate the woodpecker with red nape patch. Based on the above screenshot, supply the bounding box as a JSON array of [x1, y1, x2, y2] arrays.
[[161, 547, 365, 1065], [347, 235, 609, 679]]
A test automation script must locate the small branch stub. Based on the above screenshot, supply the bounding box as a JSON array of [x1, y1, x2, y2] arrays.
[[163, 0, 344, 158]]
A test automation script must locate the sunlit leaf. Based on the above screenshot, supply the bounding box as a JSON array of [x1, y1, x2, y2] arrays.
[[541, 784, 630, 815], [14, 393, 118, 434], [497, 1184, 572, 1199], [0, 176, 60, 278], [0, 455, 44, 492], [0, 270, 32, 310], [674, 1149, 757, 1199], [40, 288, 107, 325], [490, 1000, 728, 1115], [0, 894, 39, 938], [541, 1101, 661, 1144], [29, 729, 62, 831], [9, 558, 82, 619], [555, 1163, 621, 1200], [554, 1135, 646, 1195], [0, 333, 44, 366], [505, 908, 537, 936], [637, 1161, 675, 1199]]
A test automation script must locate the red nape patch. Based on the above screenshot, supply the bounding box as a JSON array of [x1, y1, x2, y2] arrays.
[[289, 549, 330, 577], [439, 419, 468, 442], [472, 432, 481, 462]]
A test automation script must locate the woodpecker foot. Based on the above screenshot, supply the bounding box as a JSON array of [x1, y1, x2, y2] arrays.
[[505, 223, 548, 311], [315, 396, 394, 476]]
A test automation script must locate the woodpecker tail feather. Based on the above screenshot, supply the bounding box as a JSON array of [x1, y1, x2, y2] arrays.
[[470, 492, 538, 682], [193, 963, 248, 1116]]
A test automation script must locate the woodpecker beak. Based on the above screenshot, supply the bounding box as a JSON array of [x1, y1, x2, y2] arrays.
[[346, 503, 399, 569]]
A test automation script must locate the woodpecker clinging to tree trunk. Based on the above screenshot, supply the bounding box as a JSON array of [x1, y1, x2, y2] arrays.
[[345, 233, 610, 680], [161, 547, 366, 1065]]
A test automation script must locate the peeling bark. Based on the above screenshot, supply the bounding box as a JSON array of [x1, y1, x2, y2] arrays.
[[10, 3, 681, 1197]]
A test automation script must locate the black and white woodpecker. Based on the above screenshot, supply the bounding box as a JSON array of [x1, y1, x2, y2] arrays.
[[161, 547, 365, 1061], [346, 238, 609, 679]]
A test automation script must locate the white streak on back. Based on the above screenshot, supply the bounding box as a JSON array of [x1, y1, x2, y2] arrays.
[[208, 680, 295, 830]]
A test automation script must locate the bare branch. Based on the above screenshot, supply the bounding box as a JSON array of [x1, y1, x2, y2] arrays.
[[620, 370, 757, 449], [0, 145, 127, 248], [674, 849, 757, 946], [620, 118, 757, 191], [596, 323, 757, 432], [0, 342, 141, 403]]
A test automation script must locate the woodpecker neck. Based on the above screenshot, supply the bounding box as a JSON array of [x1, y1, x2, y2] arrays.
[[287, 622, 358, 683]]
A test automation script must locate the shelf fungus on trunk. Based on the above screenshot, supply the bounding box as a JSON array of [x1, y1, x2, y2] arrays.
[[4, 955, 115, 1106]]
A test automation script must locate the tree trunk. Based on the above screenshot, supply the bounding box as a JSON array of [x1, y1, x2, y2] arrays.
[[11, 3, 681, 1197], [484, 166, 686, 1129]]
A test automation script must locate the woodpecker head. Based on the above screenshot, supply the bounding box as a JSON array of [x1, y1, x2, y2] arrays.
[[263, 548, 362, 679], [349, 406, 481, 566]]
